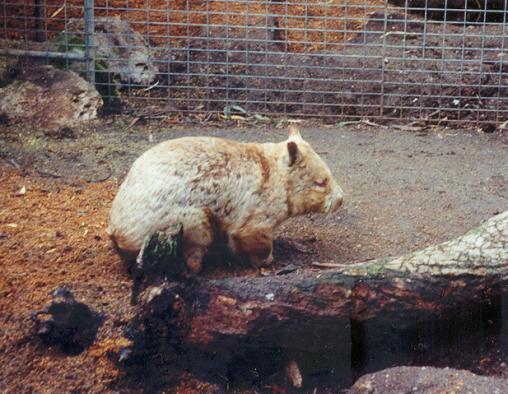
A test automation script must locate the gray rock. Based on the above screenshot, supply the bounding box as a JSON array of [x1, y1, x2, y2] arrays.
[[349, 366, 508, 394], [63, 16, 158, 85], [0, 65, 102, 131]]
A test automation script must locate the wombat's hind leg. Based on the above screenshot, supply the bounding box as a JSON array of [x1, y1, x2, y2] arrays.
[[229, 226, 274, 267], [182, 210, 214, 274]]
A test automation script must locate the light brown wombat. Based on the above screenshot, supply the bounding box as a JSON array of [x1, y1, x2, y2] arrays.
[[108, 126, 344, 273]]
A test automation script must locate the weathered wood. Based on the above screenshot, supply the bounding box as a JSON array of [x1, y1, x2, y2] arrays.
[[134, 211, 507, 352], [349, 366, 508, 393]]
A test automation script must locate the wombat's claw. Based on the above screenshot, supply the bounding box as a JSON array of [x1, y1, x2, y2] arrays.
[[118, 348, 133, 363]]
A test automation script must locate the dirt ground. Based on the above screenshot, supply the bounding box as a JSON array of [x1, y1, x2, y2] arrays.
[[0, 118, 507, 392]]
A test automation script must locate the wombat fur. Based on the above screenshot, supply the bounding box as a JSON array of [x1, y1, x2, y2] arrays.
[[108, 126, 344, 273]]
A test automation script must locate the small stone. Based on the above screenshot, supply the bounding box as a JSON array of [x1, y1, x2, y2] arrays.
[[276, 264, 298, 275], [265, 293, 275, 301], [285, 359, 303, 388], [15, 186, 26, 196]]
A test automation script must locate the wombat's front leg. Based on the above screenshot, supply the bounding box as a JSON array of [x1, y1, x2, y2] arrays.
[[229, 226, 274, 267], [182, 210, 214, 273]]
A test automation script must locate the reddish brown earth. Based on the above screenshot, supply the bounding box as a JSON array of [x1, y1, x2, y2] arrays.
[[0, 168, 130, 392], [3, 0, 383, 51]]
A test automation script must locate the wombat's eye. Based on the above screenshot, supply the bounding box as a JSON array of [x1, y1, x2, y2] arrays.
[[314, 179, 328, 187]]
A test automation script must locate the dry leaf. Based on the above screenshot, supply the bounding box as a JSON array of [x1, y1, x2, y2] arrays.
[[15, 186, 26, 196]]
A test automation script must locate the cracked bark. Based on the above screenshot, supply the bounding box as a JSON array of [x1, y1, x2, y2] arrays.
[[131, 211, 508, 357]]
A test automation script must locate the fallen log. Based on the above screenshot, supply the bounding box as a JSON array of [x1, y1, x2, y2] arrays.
[[126, 211, 508, 385], [349, 366, 508, 394]]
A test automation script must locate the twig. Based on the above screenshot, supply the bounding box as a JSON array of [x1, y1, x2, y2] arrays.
[[360, 119, 388, 129], [311, 261, 348, 269], [143, 81, 160, 92], [425, 109, 441, 120], [203, 112, 214, 122], [8, 159, 21, 169], [36, 169, 62, 178], [475, 0, 483, 22], [127, 117, 140, 129], [392, 124, 426, 132], [408, 109, 441, 127], [379, 30, 404, 39], [88, 161, 113, 183], [50, 5, 64, 18]]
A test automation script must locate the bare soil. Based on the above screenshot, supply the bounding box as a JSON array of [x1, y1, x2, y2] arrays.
[[0, 119, 507, 392]]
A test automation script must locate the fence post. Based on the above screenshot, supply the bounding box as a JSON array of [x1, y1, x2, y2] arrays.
[[379, 0, 388, 118], [84, 0, 95, 84], [34, 0, 43, 42]]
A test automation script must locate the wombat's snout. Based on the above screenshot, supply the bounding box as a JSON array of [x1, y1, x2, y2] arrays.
[[328, 181, 344, 212]]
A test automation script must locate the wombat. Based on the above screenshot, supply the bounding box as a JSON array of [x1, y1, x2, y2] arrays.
[[108, 126, 344, 273]]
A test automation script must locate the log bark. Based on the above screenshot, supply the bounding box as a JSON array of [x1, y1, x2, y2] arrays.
[[131, 211, 508, 360]]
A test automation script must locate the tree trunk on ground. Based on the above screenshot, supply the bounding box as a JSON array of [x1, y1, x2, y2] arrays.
[[124, 211, 508, 388]]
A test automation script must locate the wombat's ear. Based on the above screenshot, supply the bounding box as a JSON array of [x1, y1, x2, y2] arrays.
[[288, 125, 302, 141], [287, 141, 299, 167]]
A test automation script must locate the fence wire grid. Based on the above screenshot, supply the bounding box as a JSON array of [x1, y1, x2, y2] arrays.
[[1, 0, 508, 125]]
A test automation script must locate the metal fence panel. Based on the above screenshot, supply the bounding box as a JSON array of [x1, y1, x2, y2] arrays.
[[1, 0, 507, 125]]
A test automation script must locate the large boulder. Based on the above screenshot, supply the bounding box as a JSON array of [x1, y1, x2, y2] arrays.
[[349, 366, 508, 393], [61, 16, 158, 86], [0, 65, 102, 131]]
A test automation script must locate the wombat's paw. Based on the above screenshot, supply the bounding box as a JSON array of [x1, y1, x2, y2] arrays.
[[250, 250, 274, 268], [185, 251, 204, 274], [230, 228, 274, 268]]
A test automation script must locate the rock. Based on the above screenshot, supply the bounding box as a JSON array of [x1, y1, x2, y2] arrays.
[[285, 359, 303, 388], [0, 65, 102, 131], [31, 287, 103, 354], [62, 16, 158, 85], [348, 366, 508, 394]]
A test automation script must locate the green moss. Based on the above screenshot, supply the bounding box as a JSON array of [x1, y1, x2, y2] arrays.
[[138, 224, 184, 276], [365, 259, 389, 278], [51, 32, 119, 104]]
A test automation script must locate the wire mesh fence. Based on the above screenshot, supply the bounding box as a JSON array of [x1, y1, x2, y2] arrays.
[[1, 0, 507, 125]]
